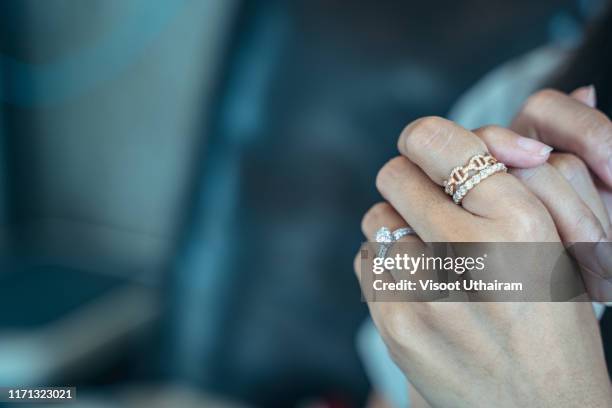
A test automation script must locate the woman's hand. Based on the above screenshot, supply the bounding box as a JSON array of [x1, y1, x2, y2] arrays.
[[511, 86, 612, 237], [355, 117, 612, 407], [475, 88, 612, 299], [492, 86, 612, 240]]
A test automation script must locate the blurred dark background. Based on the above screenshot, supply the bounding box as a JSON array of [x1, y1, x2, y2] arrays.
[[0, 0, 600, 406]]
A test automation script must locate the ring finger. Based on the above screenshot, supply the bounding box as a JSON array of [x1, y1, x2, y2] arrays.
[[396, 116, 537, 219]]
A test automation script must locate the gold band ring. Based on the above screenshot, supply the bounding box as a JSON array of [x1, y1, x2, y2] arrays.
[[443, 153, 498, 195], [443, 153, 507, 204]]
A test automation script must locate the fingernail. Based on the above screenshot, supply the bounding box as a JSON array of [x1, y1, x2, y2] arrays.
[[516, 136, 553, 156], [585, 85, 597, 108]]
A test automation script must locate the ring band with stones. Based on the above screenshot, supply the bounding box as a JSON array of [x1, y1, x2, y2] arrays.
[[393, 227, 415, 240], [375, 226, 417, 258], [452, 162, 507, 204]]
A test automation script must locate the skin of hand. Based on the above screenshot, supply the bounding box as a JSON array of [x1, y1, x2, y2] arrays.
[[355, 117, 612, 407], [475, 87, 612, 299]]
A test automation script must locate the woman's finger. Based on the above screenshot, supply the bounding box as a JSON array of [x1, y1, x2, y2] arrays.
[[358, 202, 439, 301], [548, 153, 610, 234], [396, 116, 539, 219], [375, 156, 473, 241], [511, 160, 612, 296], [476, 88, 595, 172], [473, 125, 551, 168], [546, 153, 612, 294], [511, 89, 612, 187], [474, 124, 610, 234], [512, 162, 605, 244], [356, 203, 401, 296], [361, 201, 414, 241], [359, 201, 467, 301]]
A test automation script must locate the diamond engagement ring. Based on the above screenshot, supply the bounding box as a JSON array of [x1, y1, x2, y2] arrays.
[[393, 227, 415, 240], [443, 153, 507, 205], [375, 226, 416, 258]]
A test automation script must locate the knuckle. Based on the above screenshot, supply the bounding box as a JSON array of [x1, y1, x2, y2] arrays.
[[378, 308, 410, 346], [581, 118, 612, 156], [362, 202, 392, 232], [401, 116, 452, 152], [522, 88, 562, 113], [376, 156, 407, 193], [369, 201, 392, 218], [515, 208, 545, 234], [573, 206, 605, 242], [512, 162, 559, 186], [511, 163, 553, 185], [549, 153, 588, 180], [475, 124, 503, 138], [376, 305, 429, 362], [501, 193, 554, 240]]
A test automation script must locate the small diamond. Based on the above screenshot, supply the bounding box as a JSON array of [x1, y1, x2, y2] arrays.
[[473, 175, 481, 183], [375, 227, 393, 243], [465, 180, 473, 189]]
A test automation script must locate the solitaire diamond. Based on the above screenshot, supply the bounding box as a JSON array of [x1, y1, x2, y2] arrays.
[[375, 227, 393, 244]]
